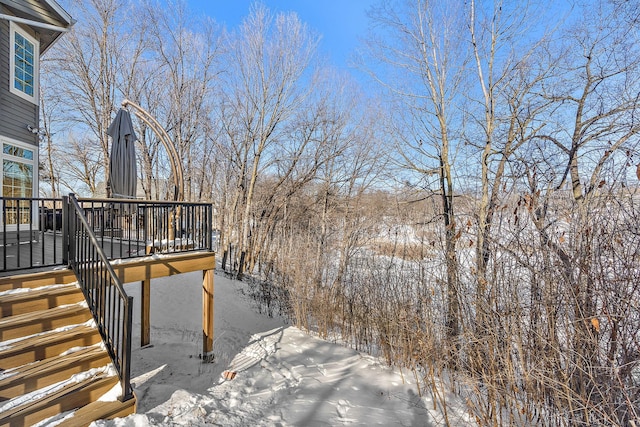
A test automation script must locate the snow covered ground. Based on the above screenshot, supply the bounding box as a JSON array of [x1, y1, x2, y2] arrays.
[[90, 269, 464, 426]]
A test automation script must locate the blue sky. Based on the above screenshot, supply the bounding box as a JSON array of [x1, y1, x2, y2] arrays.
[[186, 1, 377, 69]]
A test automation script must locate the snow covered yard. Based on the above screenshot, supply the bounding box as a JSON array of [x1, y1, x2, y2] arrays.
[[90, 270, 458, 426]]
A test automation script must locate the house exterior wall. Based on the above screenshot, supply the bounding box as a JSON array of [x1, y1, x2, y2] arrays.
[[0, 0, 71, 240], [0, 8, 39, 147]]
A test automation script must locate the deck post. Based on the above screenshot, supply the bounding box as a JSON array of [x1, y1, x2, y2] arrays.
[[62, 195, 69, 266], [202, 269, 214, 358], [141, 278, 151, 346]]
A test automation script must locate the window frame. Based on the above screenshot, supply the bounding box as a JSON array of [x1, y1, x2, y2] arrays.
[[9, 21, 40, 104], [0, 137, 39, 230]]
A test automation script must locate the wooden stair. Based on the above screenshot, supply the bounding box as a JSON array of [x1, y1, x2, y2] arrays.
[[0, 269, 136, 426]]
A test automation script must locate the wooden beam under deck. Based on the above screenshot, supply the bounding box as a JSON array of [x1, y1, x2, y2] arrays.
[[111, 251, 215, 284], [111, 251, 215, 354]]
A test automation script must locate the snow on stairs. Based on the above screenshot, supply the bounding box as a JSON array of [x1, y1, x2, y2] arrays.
[[0, 269, 136, 426]]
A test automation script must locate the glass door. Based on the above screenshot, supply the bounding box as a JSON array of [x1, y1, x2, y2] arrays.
[[1, 142, 36, 231]]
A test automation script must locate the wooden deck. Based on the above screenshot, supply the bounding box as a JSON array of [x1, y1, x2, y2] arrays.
[[0, 196, 216, 424]]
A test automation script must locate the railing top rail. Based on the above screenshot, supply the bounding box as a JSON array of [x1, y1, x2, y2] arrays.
[[1, 196, 62, 201], [76, 197, 211, 207], [68, 195, 129, 300]]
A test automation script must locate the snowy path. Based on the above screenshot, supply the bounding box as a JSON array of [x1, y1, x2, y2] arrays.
[[89, 270, 455, 426]]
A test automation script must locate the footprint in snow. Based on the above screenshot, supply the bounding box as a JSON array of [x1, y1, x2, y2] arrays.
[[227, 328, 284, 374], [316, 364, 326, 376], [336, 399, 353, 418]]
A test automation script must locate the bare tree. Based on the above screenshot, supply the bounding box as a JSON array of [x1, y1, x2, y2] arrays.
[[523, 2, 640, 422], [44, 0, 148, 195], [142, 1, 221, 201], [56, 133, 104, 196], [463, 7, 558, 415], [39, 62, 63, 198], [364, 0, 468, 349], [219, 4, 320, 277]]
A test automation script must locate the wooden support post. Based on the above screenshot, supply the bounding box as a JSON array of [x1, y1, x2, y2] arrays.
[[202, 269, 214, 357], [141, 278, 151, 347]]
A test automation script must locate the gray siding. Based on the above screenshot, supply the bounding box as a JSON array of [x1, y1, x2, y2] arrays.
[[0, 10, 39, 148]]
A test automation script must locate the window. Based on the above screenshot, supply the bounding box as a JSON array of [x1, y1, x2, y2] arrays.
[[3, 144, 34, 161], [9, 21, 39, 104], [1, 140, 37, 227]]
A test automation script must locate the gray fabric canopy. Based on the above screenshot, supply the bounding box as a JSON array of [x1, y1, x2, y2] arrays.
[[107, 108, 138, 199]]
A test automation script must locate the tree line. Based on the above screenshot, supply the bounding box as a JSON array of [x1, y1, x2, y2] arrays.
[[41, 0, 639, 425]]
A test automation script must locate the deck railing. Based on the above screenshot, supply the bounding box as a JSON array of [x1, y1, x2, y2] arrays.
[[0, 196, 213, 272], [66, 194, 133, 401], [0, 194, 214, 400], [0, 197, 65, 271], [75, 197, 213, 260]]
